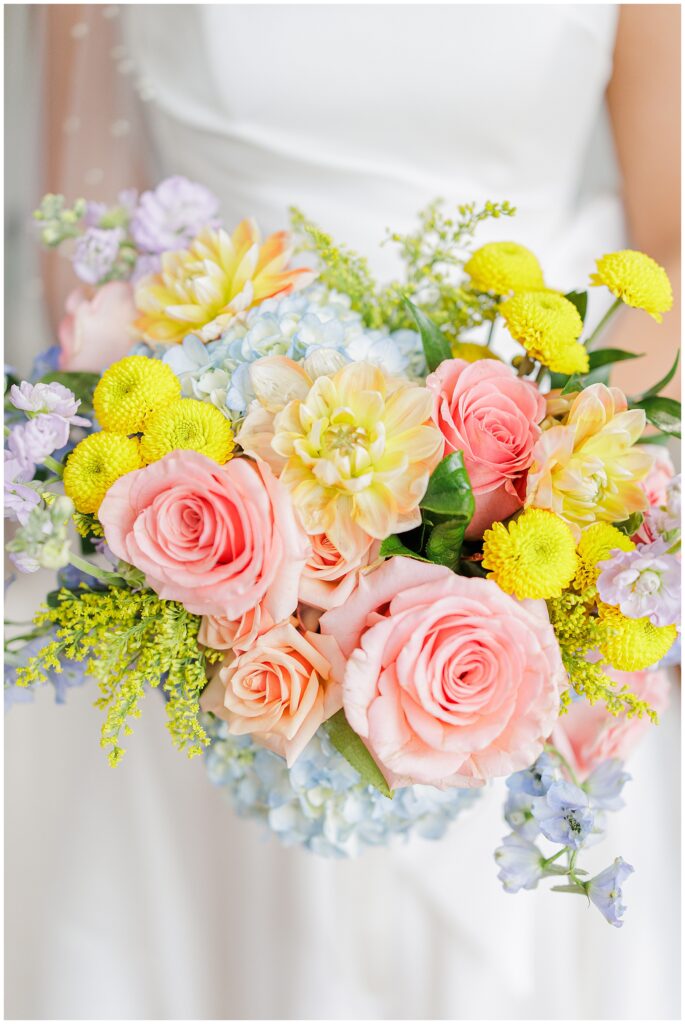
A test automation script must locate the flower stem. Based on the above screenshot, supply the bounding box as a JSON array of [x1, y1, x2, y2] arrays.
[[43, 455, 64, 478], [544, 742, 580, 787], [584, 297, 622, 351], [68, 551, 124, 585], [485, 317, 497, 349]]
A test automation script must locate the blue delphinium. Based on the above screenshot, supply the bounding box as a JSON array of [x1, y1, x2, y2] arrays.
[[494, 833, 547, 893], [204, 716, 479, 858], [586, 857, 635, 928], [5, 633, 87, 709], [534, 779, 595, 850]]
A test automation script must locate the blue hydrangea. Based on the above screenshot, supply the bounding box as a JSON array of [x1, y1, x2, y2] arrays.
[[203, 716, 480, 857], [163, 285, 426, 423]]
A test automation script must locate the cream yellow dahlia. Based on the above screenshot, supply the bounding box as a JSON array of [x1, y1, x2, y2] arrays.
[[270, 362, 443, 560], [134, 220, 315, 344], [525, 383, 653, 538]]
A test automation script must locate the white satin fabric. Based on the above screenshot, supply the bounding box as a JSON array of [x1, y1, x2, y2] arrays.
[[5, 4, 681, 1019]]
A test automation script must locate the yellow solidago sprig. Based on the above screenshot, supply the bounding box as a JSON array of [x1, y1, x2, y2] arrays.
[[63, 432, 143, 514], [591, 250, 673, 322], [574, 522, 635, 591], [482, 508, 578, 599], [140, 398, 234, 465], [17, 586, 223, 766], [93, 355, 181, 434], [465, 241, 545, 295], [597, 603, 677, 672], [499, 291, 588, 375]]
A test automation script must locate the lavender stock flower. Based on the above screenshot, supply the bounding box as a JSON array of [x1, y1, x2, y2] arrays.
[[72, 227, 125, 284], [131, 176, 220, 253], [10, 381, 89, 426], [597, 540, 680, 627], [7, 415, 71, 478]]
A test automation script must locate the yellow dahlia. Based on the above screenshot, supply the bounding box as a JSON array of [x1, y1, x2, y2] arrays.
[[465, 242, 545, 295], [598, 603, 677, 671], [574, 522, 635, 591], [94, 356, 181, 434], [526, 383, 653, 538], [591, 250, 673, 322], [482, 508, 578, 599], [134, 220, 316, 344], [270, 361, 443, 561], [64, 433, 143, 513], [499, 291, 588, 374], [140, 398, 234, 465]]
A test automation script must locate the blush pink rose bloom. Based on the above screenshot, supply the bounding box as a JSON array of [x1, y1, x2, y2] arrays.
[[200, 621, 345, 765], [551, 667, 670, 780], [638, 445, 674, 507], [58, 282, 138, 372], [426, 360, 545, 537], [298, 533, 381, 612], [99, 450, 310, 618], [320, 557, 565, 789], [198, 602, 274, 654]]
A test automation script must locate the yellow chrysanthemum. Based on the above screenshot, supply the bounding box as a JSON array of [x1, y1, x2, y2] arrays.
[[598, 603, 677, 671], [526, 383, 653, 538], [271, 361, 443, 562], [94, 356, 181, 434], [140, 398, 234, 465], [482, 508, 578, 599], [64, 433, 143, 514], [449, 340, 501, 363], [465, 242, 545, 295], [134, 221, 315, 344], [591, 250, 673, 322], [574, 522, 635, 590], [499, 291, 588, 374]]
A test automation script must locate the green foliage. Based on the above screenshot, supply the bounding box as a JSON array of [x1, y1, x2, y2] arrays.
[[632, 395, 681, 438], [403, 298, 451, 371], [564, 290, 588, 322], [614, 511, 644, 537], [420, 453, 475, 570], [324, 709, 393, 798], [634, 350, 680, 401], [378, 535, 429, 561], [17, 587, 222, 766]]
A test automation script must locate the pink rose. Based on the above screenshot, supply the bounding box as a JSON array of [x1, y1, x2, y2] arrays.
[[426, 360, 545, 537], [321, 557, 565, 789], [638, 445, 674, 508], [200, 621, 345, 765], [298, 533, 381, 612], [552, 668, 670, 780], [99, 450, 310, 618], [198, 602, 274, 653], [58, 282, 138, 372]]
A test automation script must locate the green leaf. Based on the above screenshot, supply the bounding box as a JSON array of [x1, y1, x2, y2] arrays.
[[564, 290, 588, 322], [378, 535, 430, 562], [638, 432, 672, 446], [425, 520, 466, 571], [632, 395, 681, 438], [39, 370, 99, 410], [402, 297, 451, 372], [420, 452, 475, 523], [588, 348, 642, 371], [324, 710, 393, 798], [560, 375, 585, 395], [614, 511, 643, 536], [633, 350, 680, 401]]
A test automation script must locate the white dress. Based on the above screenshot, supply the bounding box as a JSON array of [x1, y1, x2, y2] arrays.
[[4, 5, 680, 1019]]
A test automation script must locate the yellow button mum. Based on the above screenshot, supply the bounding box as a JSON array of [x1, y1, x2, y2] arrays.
[[94, 356, 181, 434], [591, 250, 673, 322], [465, 242, 545, 295], [482, 507, 578, 599], [271, 361, 443, 562], [598, 603, 677, 671], [64, 433, 143, 513], [499, 291, 588, 374], [140, 398, 234, 465], [574, 522, 635, 590]]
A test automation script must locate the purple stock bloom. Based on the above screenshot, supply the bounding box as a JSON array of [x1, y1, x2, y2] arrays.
[[7, 414, 70, 477], [534, 779, 595, 850], [584, 759, 631, 812], [587, 857, 634, 928], [10, 381, 89, 426], [131, 176, 221, 253], [597, 540, 680, 628], [73, 226, 125, 284], [494, 833, 545, 893], [4, 453, 40, 524]]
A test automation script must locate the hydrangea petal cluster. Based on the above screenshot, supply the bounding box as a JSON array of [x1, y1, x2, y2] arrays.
[[597, 540, 680, 627], [526, 383, 652, 537], [131, 176, 221, 254], [203, 720, 480, 858]]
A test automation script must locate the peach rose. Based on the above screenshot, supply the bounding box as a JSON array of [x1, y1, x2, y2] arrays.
[[99, 450, 310, 618], [298, 533, 381, 612], [199, 602, 274, 653], [200, 621, 345, 765], [58, 282, 138, 372], [321, 557, 565, 789], [552, 668, 670, 780], [426, 360, 545, 537]]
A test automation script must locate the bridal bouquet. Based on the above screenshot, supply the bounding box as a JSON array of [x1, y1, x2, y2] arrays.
[[5, 178, 680, 927]]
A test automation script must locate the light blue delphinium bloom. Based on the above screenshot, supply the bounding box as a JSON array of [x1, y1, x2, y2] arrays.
[[506, 751, 560, 798], [494, 833, 546, 893], [5, 633, 87, 709], [584, 758, 631, 812], [586, 857, 635, 927], [203, 717, 479, 858], [503, 790, 542, 840], [534, 779, 595, 850]]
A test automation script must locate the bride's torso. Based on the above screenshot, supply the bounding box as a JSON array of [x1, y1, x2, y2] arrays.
[[123, 4, 625, 291]]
